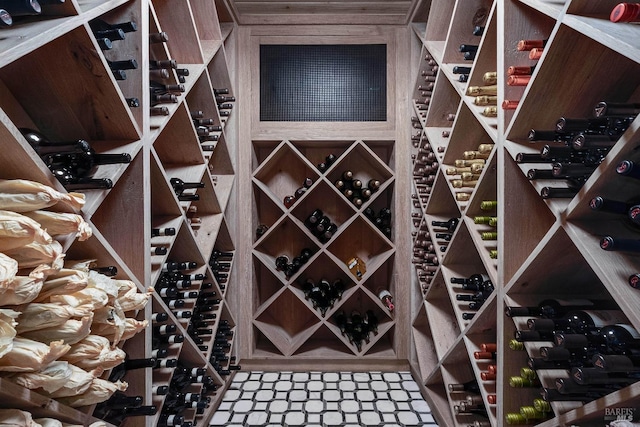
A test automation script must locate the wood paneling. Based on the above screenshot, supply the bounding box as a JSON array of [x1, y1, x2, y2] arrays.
[[227, 0, 419, 25]]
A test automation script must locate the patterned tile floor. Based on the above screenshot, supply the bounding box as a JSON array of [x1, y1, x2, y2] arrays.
[[210, 371, 438, 427]]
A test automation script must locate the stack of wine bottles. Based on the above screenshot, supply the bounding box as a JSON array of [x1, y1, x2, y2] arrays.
[[158, 361, 219, 426], [149, 49, 190, 116], [413, 144, 439, 186], [502, 38, 546, 111], [412, 229, 438, 293], [317, 153, 337, 173], [452, 6, 487, 81], [516, 101, 638, 199], [506, 298, 640, 408], [88, 18, 140, 107], [149, 75, 183, 107], [447, 144, 492, 201], [191, 110, 222, 152], [466, 81, 498, 118], [20, 128, 131, 190], [333, 309, 379, 352], [447, 379, 490, 425], [451, 273, 494, 320], [504, 398, 553, 425], [458, 42, 478, 65], [0, 0, 53, 29], [479, 200, 498, 259], [301, 278, 345, 315], [209, 320, 240, 377], [470, 71, 498, 114], [364, 206, 392, 238], [412, 227, 440, 292], [170, 177, 204, 202], [415, 51, 438, 114], [304, 208, 338, 243], [334, 170, 381, 208], [215, 89, 235, 124], [431, 216, 459, 253], [151, 227, 174, 256], [275, 247, 314, 279], [156, 261, 202, 312], [592, 157, 640, 255], [474, 343, 498, 384], [209, 249, 233, 290], [283, 177, 314, 208], [186, 289, 220, 352]]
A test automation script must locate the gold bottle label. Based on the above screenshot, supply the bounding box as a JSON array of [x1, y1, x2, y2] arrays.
[[346, 256, 366, 280]]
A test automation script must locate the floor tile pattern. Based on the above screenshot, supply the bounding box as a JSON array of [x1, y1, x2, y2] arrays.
[[210, 371, 438, 427]]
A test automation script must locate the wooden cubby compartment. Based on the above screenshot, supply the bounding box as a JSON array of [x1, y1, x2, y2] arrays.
[[250, 137, 399, 362]]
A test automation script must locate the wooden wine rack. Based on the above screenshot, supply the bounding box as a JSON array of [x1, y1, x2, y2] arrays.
[[0, 0, 238, 425], [232, 25, 413, 370], [250, 139, 399, 359], [408, 0, 640, 426]]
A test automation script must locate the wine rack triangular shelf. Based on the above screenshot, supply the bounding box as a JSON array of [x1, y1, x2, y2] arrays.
[[326, 215, 394, 282], [425, 72, 460, 128], [424, 269, 460, 359], [90, 150, 146, 282], [292, 323, 355, 358], [289, 139, 354, 173], [152, 0, 204, 64], [411, 303, 438, 382], [253, 141, 320, 209], [253, 287, 321, 357], [502, 150, 556, 284]]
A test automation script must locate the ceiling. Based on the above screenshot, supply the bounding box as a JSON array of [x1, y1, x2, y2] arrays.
[[224, 0, 426, 25]]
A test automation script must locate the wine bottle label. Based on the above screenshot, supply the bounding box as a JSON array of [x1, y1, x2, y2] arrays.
[[378, 289, 392, 299], [156, 325, 170, 334]]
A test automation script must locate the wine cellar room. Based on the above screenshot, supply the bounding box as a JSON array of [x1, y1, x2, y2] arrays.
[[1, 0, 640, 426]]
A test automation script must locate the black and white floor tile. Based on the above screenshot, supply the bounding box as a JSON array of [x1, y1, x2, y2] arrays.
[[210, 371, 438, 427]]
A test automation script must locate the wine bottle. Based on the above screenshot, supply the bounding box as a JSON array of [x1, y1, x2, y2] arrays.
[[617, 159, 640, 179], [0, 0, 40, 16], [0, 8, 11, 27], [170, 178, 204, 196], [571, 366, 640, 385], [506, 298, 619, 318], [611, 3, 640, 22], [103, 405, 157, 425], [593, 101, 640, 118], [109, 357, 157, 382], [448, 379, 480, 394], [600, 236, 640, 252], [431, 217, 459, 232], [377, 288, 394, 311], [152, 227, 176, 237]]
